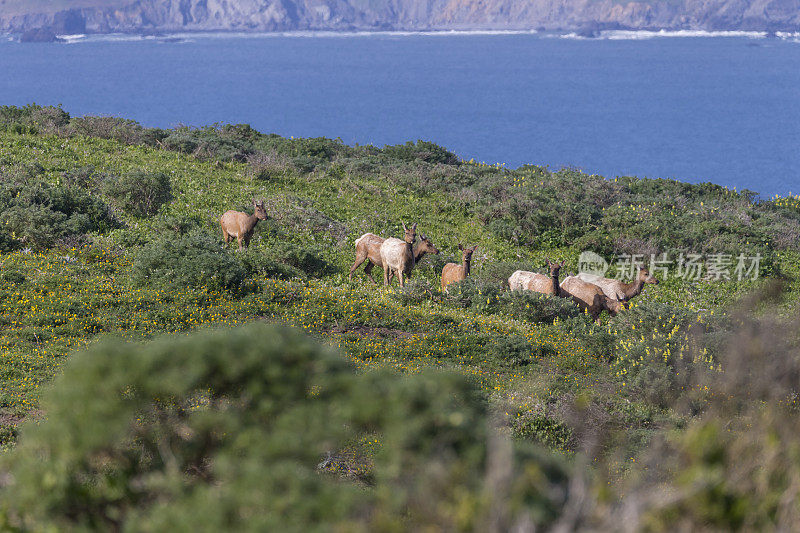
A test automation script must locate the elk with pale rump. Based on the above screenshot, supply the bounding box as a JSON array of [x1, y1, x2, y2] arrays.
[[349, 230, 439, 284], [441, 244, 478, 292], [379, 222, 418, 287], [576, 265, 658, 305], [508, 259, 563, 295], [220, 200, 267, 250], [560, 275, 623, 324]]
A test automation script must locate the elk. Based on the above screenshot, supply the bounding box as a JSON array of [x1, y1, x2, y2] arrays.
[[576, 265, 659, 305], [560, 275, 623, 324], [220, 199, 267, 250], [379, 222, 418, 287], [349, 231, 439, 284], [508, 259, 563, 295], [441, 244, 478, 292]]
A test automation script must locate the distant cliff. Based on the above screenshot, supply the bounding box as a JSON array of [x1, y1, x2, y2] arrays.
[[1, 0, 799, 36]]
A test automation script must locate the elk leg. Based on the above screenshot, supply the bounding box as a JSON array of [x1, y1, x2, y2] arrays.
[[349, 253, 368, 282], [364, 261, 378, 285], [398, 271, 404, 287], [383, 265, 390, 286]]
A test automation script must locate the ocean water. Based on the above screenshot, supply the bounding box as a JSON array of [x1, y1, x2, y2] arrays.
[[1, 31, 798, 197]]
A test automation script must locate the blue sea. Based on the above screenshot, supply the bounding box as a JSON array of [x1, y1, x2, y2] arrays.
[[1, 30, 799, 197]]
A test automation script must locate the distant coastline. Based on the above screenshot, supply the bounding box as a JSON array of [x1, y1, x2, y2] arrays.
[[2, 0, 799, 43], [4, 28, 800, 44]]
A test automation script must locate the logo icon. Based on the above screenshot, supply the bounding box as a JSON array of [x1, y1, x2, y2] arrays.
[[578, 251, 608, 277]]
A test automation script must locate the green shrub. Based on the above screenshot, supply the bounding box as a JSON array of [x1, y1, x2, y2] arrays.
[[292, 155, 317, 173], [154, 213, 205, 235], [239, 248, 305, 280], [500, 290, 580, 324], [487, 334, 537, 367], [0, 104, 70, 134], [1, 271, 25, 284], [475, 260, 533, 287], [443, 278, 503, 313], [60, 165, 96, 189], [0, 323, 571, 531], [0, 174, 115, 249], [162, 131, 199, 153], [241, 242, 333, 280], [130, 229, 249, 292], [389, 279, 437, 305], [102, 170, 172, 217], [382, 140, 460, 165], [66, 115, 146, 144], [511, 410, 572, 451]]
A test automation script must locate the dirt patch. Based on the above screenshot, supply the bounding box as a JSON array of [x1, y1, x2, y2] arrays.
[[0, 413, 24, 427], [0, 409, 43, 427]]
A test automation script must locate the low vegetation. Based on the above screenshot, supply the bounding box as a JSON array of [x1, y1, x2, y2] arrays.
[[0, 104, 799, 529]]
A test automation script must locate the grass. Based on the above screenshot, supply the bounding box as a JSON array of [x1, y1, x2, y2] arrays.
[[1, 114, 799, 462]]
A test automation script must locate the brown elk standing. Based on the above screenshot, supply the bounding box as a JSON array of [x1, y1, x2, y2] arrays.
[[576, 265, 659, 306], [441, 244, 478, 292], [508, 259, 563, 295], [379, 222, 418, 287], [349, 231, 439, 284], [560, 275, 623, 324], [220, 199, 267, 250]]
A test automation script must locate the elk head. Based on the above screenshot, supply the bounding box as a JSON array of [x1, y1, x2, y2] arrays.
[[253, 199, 268, 220], [402, 222, 418, 245], [459, 244, 478, 263], [637, 265, 659, 285], [417, 233, 440, 255], [546, 258, 564, 277]]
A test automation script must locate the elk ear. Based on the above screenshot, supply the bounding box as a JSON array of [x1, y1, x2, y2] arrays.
[[402, 221, 408, 231], [458, 244, 463, 251], [421, 232, 427, 241], [471, 245, 478, 252], [412, 222, 417, 231]]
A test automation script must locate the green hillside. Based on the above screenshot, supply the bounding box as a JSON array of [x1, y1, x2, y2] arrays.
[[1, 104, 799, 529]]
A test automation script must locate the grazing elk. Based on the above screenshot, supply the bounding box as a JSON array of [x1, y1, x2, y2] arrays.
[[576, 265, 659, 305], [441, 244, 478, 292], [379, 222, 419, 287], [560, 275, 623, 324], [508, 259, 563, 295], [349, 231, 439, 284], [220, 199, 267, 250]]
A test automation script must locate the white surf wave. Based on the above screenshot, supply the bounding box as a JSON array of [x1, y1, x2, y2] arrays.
[[50, 29, 539, 44], [56, 34, 87, 43], [555, 29, 769, 40], [604, 29, 767, 39], [14, 28, 800, 45]]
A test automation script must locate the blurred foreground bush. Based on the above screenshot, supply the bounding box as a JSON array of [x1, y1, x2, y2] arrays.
[[0, 323, 571, 531]]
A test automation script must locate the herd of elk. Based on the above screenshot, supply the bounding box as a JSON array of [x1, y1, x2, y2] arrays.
[[508, 259, 652, 323], [220, 203, 659, 322]]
